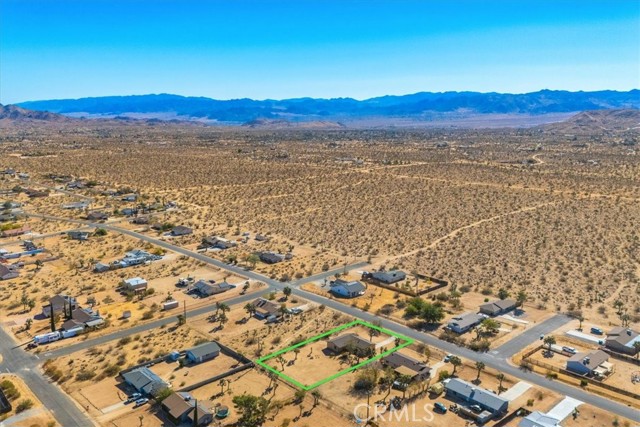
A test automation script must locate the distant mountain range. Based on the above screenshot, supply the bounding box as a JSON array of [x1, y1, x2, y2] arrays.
[[16, 90, 639, 125]]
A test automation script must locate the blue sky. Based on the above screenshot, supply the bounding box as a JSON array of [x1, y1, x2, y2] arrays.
[[1, 0, 638, 104]]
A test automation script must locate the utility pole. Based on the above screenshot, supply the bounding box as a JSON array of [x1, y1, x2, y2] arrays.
[[183, 301, 187, 323]]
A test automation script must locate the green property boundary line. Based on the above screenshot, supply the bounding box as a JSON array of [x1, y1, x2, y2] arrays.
[[255, 319, 415, 390]]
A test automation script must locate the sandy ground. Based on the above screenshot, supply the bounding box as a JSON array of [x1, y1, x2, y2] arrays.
[[0, 374, 57, 427]]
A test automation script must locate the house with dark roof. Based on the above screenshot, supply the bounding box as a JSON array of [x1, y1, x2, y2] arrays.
[[330, 279, 366, 298], [61, 308, 105, 331], [86, 211, 108, 221], [193, 280, 234, 297], [444, 378, 509, 423], [67, 230, 90, 241], [0, 388, 11, 414], [479, 299, 517, 316], [326, 333, 374, 356], [185, 342, 221, 364], [42, 294, 78, 317], [161, 392, 213, 426], [381, 352, 431, 381], [121, 367, 168, 396], [447, 312, 484, 334], [250, 298, 281, 319], [566, 350, 613, 377], [605, 327, 640, 355], [0, 264, 19, 281], [259, 251, 287, 264], [132, 215, 150, 225], [171, 225, 193, 236], [200, 236, 237, 250], [368, 270, 407, 284]]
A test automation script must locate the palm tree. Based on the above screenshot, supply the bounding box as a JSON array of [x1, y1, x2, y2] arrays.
[[475, 361, 485, 381]]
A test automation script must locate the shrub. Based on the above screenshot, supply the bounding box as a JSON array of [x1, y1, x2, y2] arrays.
[[118, 336, 132, 346], [76, 370, 96, 381], [438, 370, 450, 381], [16, 399, 34, 413]]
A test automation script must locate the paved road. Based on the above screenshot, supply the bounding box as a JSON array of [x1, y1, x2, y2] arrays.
[[285, 288, 640, 423], [290, 261, 370, 286], [0, 327, 95, 427], [40, 290, 264, 360], [10, 212, 640, 423], [491, 314, 571, 358]]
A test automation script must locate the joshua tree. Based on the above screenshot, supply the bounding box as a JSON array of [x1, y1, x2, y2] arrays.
[[449, 356, 462, 376], [497, 373, 506, 394], [543, 335, 556, 353], [475, 361, 485, 381], [310, 390, 321, 411], [244, 303, 256, 319], [283, 286, 292, 300], [277, 356, 286, 371]]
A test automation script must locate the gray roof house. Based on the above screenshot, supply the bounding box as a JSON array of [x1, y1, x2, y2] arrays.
[[370, 270, 406, 284], [171, 225, 193, 236], [0, 264, 19, 281], [259, 252, 286, 264], [326, 333, 374, 356], [479, 299, 517, 316], [605, 327, 640, 355], [201, 236, 237, 250], [121, 367, 168, 396], [250, 298, 281, 319], [193, 280, 234, 297], [566, 350, 612, 377], [444, 378, 509, 423], [67, 230, 90, 241], [447, 312, 484, 334], [185, 342, 221, 364], [381, 351, 431, 381], [86, 211, 108, 221], [330, 279, 366, 298]]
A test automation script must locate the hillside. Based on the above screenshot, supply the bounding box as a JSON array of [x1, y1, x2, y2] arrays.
[[17, 90, 640, 124], [540, 109, 640, 134], [0, 104, 71, 122]]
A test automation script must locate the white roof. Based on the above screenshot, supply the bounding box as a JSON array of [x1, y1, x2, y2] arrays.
[[125, 277, 147, 285], [518, 411, 560, 427]]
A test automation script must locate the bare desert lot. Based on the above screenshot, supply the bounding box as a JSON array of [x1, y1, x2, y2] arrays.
[[3, 123, 637, 326]]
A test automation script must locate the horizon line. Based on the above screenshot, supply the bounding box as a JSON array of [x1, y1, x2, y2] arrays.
[[12, 87, 640, 106]]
